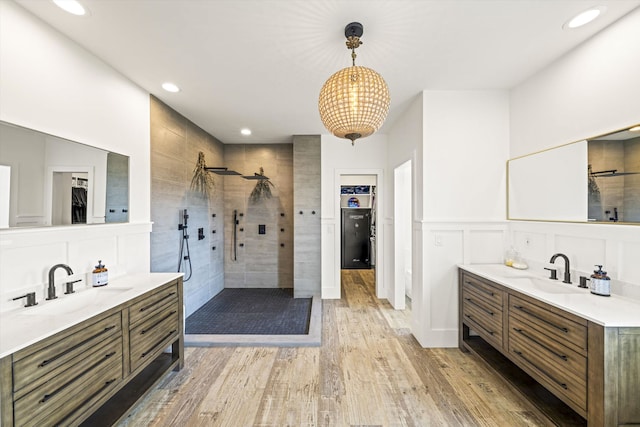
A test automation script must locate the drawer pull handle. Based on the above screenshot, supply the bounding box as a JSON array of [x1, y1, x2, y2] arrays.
[[512, 328, 568, 361], [464, 297, 494, 316], [40, 349, 118, 403], [38, 324, 117, 368], [512, 350, 568, 390], [464, 314, 494, 335], [139, 292, 177, 312], [141, 330, 178, 358], [512, 305, 569, 333], [465, 280, 494, 296], [141, 311, 178, 334]]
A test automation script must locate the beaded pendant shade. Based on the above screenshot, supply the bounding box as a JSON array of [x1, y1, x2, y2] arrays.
[[319, 22, 390, 145]]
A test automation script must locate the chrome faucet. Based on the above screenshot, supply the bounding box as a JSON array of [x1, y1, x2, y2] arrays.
[[549, 253, 571, 284], [47, 264, 73, 300]]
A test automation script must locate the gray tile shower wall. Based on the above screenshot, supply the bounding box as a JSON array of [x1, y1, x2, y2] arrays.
[[293, 136, 321, 297], [223, 144, 294, 288], [150, 96, 225, 317]]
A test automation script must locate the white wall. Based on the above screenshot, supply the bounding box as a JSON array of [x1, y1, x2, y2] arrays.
[[510, 8, 640, 157], [321, 134, 388, 300], [0, 2, 151, 311], [509, 7, 640, 297], [387, 94, 423, 311], [416, 90, 510, 347]]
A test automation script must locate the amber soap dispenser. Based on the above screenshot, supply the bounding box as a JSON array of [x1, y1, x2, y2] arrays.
[[92, 260, 108, 287]]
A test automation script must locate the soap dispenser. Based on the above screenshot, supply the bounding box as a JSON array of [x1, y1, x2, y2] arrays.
[[92, 260, 108, 287], [590, 265, 610, 297]]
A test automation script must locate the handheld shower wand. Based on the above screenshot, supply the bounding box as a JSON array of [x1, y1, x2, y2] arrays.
[[177, 209, 193, 281]]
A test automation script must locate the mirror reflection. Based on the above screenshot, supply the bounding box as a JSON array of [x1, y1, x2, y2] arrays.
[[588, 128, 640, 222], [507, 124, 640, 224], [0, 121, 129, 228]]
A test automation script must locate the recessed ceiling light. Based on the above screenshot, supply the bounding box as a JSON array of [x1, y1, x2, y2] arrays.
[[563, 7, 605, 29], [240, 128, 252, 136], [630, 126, 640, 132], [162, 82, 180, 93], [52, 0, 87, 16]]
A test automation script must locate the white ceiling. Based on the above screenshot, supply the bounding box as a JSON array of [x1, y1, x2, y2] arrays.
[[15, 0, 640, 144]]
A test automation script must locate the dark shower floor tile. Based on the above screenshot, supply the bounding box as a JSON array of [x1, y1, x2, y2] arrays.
[[185, 288, 312, 335]]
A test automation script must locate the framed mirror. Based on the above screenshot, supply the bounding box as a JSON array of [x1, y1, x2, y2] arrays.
[[0, 121, 129, 229], [508, 124, 640, 224]]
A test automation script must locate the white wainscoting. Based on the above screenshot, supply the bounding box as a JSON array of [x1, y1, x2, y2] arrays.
[[509, 221, 640, 299], [412, 221, 508, 348], [0, 222, 151, 312]]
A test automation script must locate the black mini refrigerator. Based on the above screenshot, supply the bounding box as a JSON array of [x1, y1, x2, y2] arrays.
[[341, 208, 371, 269]]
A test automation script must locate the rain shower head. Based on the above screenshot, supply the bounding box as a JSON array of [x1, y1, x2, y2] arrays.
[[242, 173, 270, 180], [591, 169, 640, 177], [205, 167, 242, 176]]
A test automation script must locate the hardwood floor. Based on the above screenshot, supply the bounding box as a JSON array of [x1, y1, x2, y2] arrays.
[[119, 270, 555, 427]]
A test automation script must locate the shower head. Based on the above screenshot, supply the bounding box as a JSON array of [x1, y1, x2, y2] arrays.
[[242, 174, 270, 180], [591, 169, 640, 177], [205, 167, 242, 175]]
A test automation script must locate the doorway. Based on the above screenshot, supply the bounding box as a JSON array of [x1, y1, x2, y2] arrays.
[[338, 172, 381, 297], [393, 160, 412, 310]]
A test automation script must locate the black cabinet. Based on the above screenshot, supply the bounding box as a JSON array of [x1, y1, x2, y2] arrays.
[[341, 208, 371, 269]]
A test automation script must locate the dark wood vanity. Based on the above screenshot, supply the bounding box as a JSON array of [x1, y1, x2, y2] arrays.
[[0, 276, 183, 427], [459, 267, 640, 426]]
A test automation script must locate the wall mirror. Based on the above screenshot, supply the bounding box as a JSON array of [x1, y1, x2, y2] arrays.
[[508, 124, 640, 224], [0, 121, 129, 229]]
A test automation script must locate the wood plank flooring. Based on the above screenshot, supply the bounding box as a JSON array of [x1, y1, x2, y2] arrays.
[[119, 270, 557, 427]]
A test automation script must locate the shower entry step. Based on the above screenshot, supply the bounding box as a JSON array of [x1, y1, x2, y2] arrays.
[[185, 288, 311, 335]]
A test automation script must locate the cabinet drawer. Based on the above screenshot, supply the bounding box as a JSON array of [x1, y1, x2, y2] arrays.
[[509, 295, 587, 353], [462, 299, 503, 348], [129, 281, 178, 326], [130, 307, 179, 371], [14, 336, 122, 427], [461, 273, 503, 308], [509, 315, 586, 381], [509, 333, 586, 414], [13, 312, 122, 393]]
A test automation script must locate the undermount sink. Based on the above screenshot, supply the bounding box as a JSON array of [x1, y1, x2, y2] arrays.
[[475, 264, 532, 279], [512, 277, 584, 295], [23, 287, 133, 316]]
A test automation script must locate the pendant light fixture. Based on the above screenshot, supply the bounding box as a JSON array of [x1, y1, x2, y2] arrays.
[[318, 22, 390, 145]]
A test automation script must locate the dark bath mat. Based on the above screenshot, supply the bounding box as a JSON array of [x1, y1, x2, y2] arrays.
[[185, 288, 312, 335]]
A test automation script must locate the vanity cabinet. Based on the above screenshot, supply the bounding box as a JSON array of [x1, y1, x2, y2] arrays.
[[508, 294, 588, 416], [0, 276, 183, 427], [459, 269, 640, 426], [128, 283, 180, 372], [12, 313, 123, 427], [460, 274, 505, 349]]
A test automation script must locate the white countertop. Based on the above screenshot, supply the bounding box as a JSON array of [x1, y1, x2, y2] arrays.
[[0, 272, 182, 358], [459, 264, 640, 328]]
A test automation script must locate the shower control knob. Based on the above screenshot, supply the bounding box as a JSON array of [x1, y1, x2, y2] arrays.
[[239, 243, 244, 247], [299, 211, 303, 215], [280, 243, 285, 247], [239, 228, 244, 232], [212, 246, 216, 251]]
